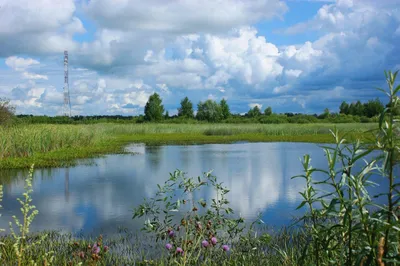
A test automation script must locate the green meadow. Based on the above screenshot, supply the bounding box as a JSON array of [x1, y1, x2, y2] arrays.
[[0, 123, 376, 169]]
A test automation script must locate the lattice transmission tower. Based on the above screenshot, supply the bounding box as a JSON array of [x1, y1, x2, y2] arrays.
[[63, 51, 72, 117]]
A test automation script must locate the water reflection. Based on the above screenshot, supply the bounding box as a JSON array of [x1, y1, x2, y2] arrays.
[[145, 145, 163, 170], [65, 168, 70, 202], [0, 142, 389, 236]]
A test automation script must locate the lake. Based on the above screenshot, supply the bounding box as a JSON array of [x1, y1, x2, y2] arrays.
[[0, 142, 388, 236]]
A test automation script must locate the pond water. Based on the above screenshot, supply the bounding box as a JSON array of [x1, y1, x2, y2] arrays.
[[0, 142, 389, 236]]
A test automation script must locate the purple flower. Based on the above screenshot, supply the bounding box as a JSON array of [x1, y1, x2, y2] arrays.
[[92, 245, 100, 254], [176, 247, 183, 254], [211, 237, 217, 245], [165, 243, 172, 250], [202, 240, 209, 248], [104, 246, 109, 252], [222, 245, 230, 252], [168, 230, 175, 238]]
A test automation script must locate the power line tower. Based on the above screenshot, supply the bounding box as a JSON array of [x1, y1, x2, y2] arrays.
[[63, 51, 72, 117]]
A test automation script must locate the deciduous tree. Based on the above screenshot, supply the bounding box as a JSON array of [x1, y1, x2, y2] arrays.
[[220, 99, 231, 119], [247, 106, 261, 118], [196, 100, 222, 122], [0, 98, 15, 125], [264, 106, 272, 116], [178, 97, 194, 118], [144, 93, 164, 122]]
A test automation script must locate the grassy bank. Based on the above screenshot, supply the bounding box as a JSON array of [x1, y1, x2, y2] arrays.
[[0, 123, 377, 169], [0, 228, 307, 266]]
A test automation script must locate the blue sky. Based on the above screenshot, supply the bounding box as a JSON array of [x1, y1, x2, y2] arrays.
[[0, 0, 399, 116]]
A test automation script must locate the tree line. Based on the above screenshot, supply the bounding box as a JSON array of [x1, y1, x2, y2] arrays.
[[143, 93, 276, 122], [0, 95, 388, 125], [339, 98, 384, 117], [143, 93, 386, 122]]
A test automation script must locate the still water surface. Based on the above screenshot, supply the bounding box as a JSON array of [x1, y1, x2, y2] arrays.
[[0, 142, 388, 236]]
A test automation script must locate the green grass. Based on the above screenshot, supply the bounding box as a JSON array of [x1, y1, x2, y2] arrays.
[[0, 228, 307, 266], [0, 123, 377, 169]]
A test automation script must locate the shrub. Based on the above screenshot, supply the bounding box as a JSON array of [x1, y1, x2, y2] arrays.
[[0, 98, 15, 126]]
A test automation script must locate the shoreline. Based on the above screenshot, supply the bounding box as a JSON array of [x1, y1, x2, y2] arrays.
[[0, 130, 375, 170]]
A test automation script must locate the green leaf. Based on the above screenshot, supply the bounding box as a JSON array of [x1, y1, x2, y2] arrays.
[[353, 148, 373, 163], [296, 201, 307, 210], [379, 108, 388, 128], [394, 84, 400, 95]]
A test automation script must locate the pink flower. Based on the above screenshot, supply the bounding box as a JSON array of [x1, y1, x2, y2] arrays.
[[211, 237, 217, 245], [222, 245, 230, 252], [92, 243, 100, 254], [176, 247, 183, 255], [104, 246, 109, 252], [202, 240, 209, 248], [165, 243, 172, 250]]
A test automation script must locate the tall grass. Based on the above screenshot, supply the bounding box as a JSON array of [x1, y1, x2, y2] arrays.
[[0, 123, 375, 160], [0, 125, 102, 159]]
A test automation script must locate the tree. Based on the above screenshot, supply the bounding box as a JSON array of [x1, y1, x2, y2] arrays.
[[220, 99, 231, 120], [178, 97, 194, 118], [348, 102, 356, 115], [144, 93, 164, 121], [339, 101, 349, 114], [364, 98, 384, 117], [354, 100, 365, 116], [164, 111, 169, 120], [0, 98, 15, 125], [264, 106, 272, 116], [247, 106, 261, 118], [196, 100, 222, 122]]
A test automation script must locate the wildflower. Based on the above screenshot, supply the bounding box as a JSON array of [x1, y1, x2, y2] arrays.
[[78, 251, 85, 259], [165, 243, 172, 250], [92, 253, 100, 260], [202, 240, 209, 248], [222, 245, 230, 252], [104, 246, 109, 252], [176, 247, 184, 254], [92, 243, 100, 254], [168, 230, 175, 238], [211, 237, 217, 245], [196, 222, 202, 230]]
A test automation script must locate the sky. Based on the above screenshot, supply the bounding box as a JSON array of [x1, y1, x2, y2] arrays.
[[0, 0, 399, 116]]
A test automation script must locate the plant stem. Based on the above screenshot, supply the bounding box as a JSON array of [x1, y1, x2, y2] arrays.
[[384, 75, 395, 263]]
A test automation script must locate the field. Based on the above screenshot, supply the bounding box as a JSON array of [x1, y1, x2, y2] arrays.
[[0, 123, 377, 169]]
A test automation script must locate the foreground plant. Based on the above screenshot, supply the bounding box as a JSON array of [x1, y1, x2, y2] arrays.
[[0, 183, 4, 260], [293, 70, 400, 265], [7, 164, 54, 266], [133, 170, 259, 265]]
